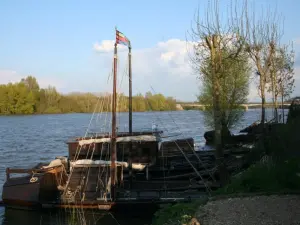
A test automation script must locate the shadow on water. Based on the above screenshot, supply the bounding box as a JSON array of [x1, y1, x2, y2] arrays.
[[0, 207, 155, 225]]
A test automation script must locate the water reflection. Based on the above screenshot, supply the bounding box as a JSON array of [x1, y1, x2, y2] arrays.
[[1, 208, 154, 225]]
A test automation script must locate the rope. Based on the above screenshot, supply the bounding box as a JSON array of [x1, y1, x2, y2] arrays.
[[142, 90, 213, 194], [123, 70, 215, 194], [149, 86, 217, 183]]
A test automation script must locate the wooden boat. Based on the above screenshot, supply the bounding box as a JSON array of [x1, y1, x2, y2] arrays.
[[2, 29, 251, 211], [3, 160, 68, 209], [2, 133, 216, 210]]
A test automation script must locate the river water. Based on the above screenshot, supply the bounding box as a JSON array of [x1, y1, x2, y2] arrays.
[[0, 109, 283, 225]]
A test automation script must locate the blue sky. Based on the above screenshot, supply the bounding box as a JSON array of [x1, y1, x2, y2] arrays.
[[0, 0, 300, 101]]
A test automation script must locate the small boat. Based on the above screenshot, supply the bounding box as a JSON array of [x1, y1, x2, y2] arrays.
[[3, 160, 68, 210], [2, 29, 250, 211]]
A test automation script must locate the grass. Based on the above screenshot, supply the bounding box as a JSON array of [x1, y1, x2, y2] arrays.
[[214, 158, 300, 195]]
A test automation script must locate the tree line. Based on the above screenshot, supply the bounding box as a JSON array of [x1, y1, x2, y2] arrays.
[[0, 76, 177, 115]]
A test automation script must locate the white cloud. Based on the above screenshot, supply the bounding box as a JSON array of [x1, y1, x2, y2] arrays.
[[160, 51, 176, 62], [93, 40, 127, 53], [90, 38, 300, 102], [132, 39, 195, 79], [125, 39, 198, 100], [89, 39, 200, 101]]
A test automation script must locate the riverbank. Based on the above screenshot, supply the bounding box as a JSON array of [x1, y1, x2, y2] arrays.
[[0, 110, 181, 116], [152, 158, 300, 225], [152, 108, 300, 225]]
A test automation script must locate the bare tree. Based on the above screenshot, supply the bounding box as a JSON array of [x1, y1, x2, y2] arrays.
[[268, 44, 295, 123], [277, 45, 295, 123], [244, 6, 283, 129], [269, 49, 280, 122], [189, 0, 247, 185]]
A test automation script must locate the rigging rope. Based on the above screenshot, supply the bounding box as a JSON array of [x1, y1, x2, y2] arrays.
[[148, 85, 216, 183], [124, 73, 214, 194]]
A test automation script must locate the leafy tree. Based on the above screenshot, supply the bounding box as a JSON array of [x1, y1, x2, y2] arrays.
[[198, 50, 250, 130], [0, 85, 9, 114], [190, 0, 246, 185], [21, 76, 40, 91], [43, 86, 61, 113], [133, 93, 146, 112]]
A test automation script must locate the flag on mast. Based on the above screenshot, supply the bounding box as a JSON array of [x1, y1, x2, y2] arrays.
[[116, 29, 130, 47]]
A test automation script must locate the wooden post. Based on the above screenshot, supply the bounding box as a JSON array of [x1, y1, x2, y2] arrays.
[[6, 168, 10, 180]]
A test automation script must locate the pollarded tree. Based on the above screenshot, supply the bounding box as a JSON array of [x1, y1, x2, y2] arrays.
[[198, 49, 250, 133], [189, 0, 247, 185], [276, 45, 295, 123], [268, 44, 295, 123], [244, 7, 282, 129]]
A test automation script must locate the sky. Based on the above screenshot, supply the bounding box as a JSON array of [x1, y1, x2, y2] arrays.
[[0, 0, 300, 102]]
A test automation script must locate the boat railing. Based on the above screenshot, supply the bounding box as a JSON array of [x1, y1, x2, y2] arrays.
[[5, 165, 62, 180]]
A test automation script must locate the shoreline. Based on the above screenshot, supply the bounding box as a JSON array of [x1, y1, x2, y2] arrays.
[[0, 110, 188, 117], [0, 107, 280, 117]]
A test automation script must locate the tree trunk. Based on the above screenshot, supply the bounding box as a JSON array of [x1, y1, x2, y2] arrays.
[[274, 94, 278, 123], [260, 76, 267, 153], [273, 81, 278, 123], [282, 93, 284, 123], [260, 79, 266, 129], [214, 79, 229, 186], [211, 36, 229, 186]]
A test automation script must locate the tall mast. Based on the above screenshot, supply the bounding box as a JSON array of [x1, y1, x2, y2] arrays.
[[110, 42, 118, 200], [128, 45, 132, 135], [128, 44, 133, 188]]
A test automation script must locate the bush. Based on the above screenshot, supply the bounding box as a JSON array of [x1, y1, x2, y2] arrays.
[[152, 198, 207, 225], [263, 119, 300, 160]]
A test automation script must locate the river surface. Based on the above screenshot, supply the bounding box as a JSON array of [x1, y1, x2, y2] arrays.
[[0, 109, 285, 225]]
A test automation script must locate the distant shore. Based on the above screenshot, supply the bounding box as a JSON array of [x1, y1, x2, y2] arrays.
[[0, 109, 185, 116]]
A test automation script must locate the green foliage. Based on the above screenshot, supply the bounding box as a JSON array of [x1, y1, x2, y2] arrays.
[[215, 112, 300, 195], [21, 75, 40, 91], [152, 199, 207, 225], [0, 76, 177, 115], [214, 159, 300, 195], [198, 49, 250, 129]]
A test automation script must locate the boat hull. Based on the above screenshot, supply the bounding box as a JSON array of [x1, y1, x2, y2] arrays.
[[2, 164, 67, 210], [2, 175, 41, 209]]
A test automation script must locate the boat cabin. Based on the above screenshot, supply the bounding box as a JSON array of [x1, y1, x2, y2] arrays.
[[67, 131, 195, 165]]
